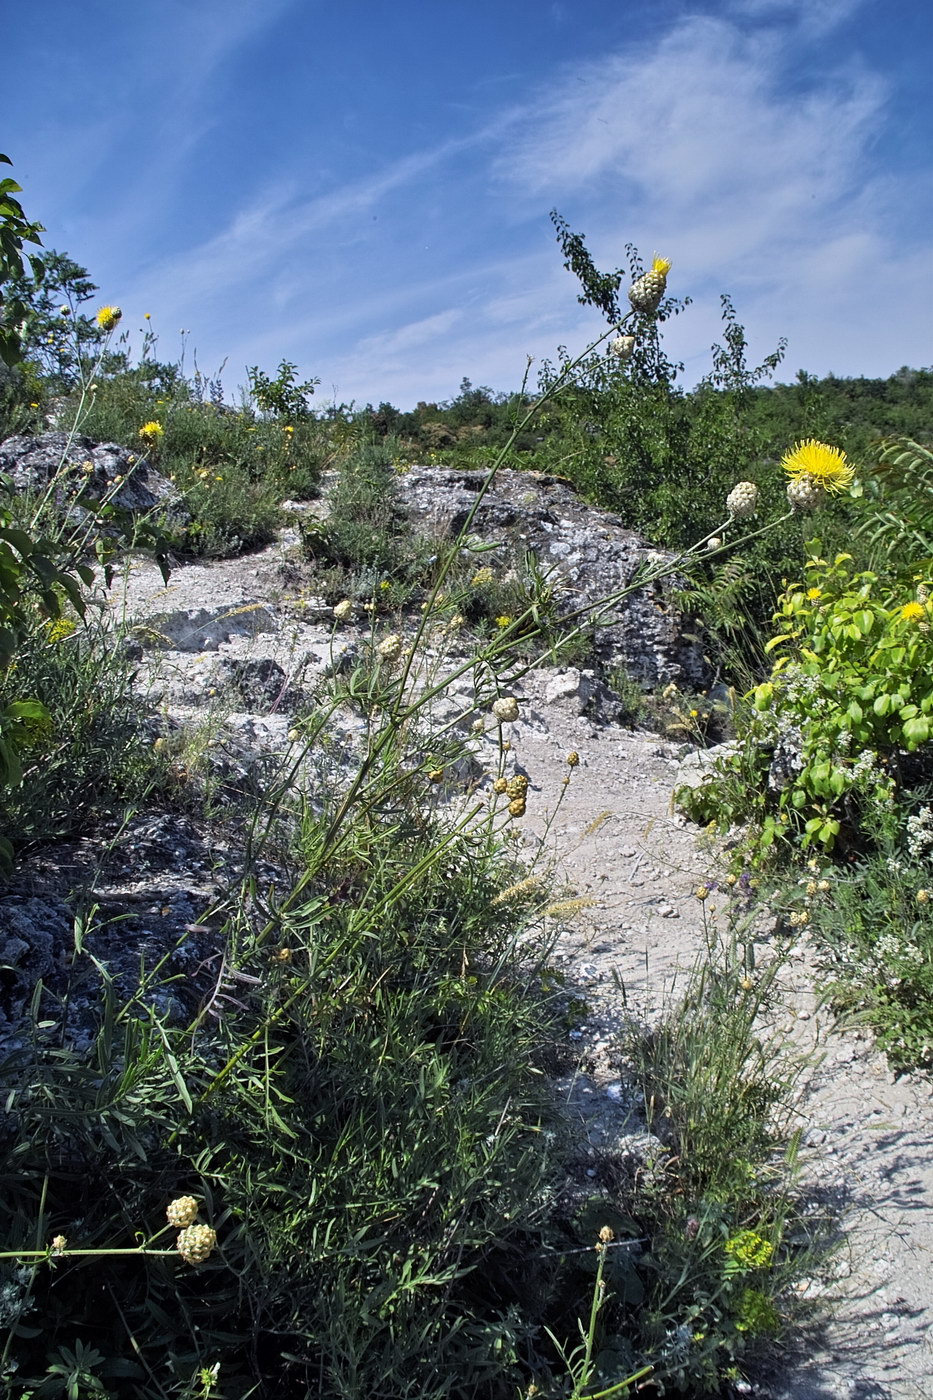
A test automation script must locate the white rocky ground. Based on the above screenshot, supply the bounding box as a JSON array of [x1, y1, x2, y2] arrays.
[[100, 523, 933, 1400]]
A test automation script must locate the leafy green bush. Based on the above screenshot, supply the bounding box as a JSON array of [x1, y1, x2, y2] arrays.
[[679, 550, 933, 856]]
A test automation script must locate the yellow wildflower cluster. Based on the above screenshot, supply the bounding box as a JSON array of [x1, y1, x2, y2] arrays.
[[724, 1230, 774, 1270], [138, 420, 164, 444]]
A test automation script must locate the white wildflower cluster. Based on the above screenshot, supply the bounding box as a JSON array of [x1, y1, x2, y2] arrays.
[[851, 750, 878, 780], [872, 932, 924, 986], [906, 806, 933, 862]]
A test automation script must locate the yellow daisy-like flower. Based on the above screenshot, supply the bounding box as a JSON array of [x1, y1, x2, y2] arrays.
[[899, 601, 926, 623], [807, 587, 823, 601], [139, 420, 164, 443], [96, 305, 122, 331], [781, 440, 853, 494]]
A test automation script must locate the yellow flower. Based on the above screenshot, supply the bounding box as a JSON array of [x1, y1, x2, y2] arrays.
[[651, 255, 672, 277], [95, 305, 122, 331], [899, 601, 925, 623], [284, 425, 294, 433], [781, 440, 853, 494], [139, 420, 164, 443], [495, 615, 513, 629], [807, 587, 823, 601], [470, 567, 494, 587]]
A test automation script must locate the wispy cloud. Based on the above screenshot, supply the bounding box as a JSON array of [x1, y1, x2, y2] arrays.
[[727, 0, 866, 39]]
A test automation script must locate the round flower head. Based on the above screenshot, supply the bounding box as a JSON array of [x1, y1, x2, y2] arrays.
[[166, 1196, 199, 1228], [176, 1223, 217, 1265], [332, 598, 353, 622], [899, 601, 926, 624], [628, 257, 672, 315], [781, 440, 853, 495], [377, 632, 402, 660], [726, 481, 759, 520], [491, 696, 519, 723], [138, 420, 164, 444], [786, 474, 823, 512], [508, 798, 526, 818], [609, 334, 636, 360], [95, 305, 122, 332]]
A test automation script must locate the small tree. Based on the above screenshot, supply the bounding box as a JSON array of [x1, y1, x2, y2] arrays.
[[3, 249, 100, 388], [247, 359, 319, 420]]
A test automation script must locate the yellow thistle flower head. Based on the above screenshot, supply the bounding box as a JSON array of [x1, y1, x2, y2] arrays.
[[781, 439, 853, 495], [96, 305, 122, 331], [651, 256, 672, 277], [139, 420, 164, 443], [899, 601, 926, 623]]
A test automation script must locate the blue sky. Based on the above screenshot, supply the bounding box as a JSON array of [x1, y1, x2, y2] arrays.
[[5, 0, 932, 409]]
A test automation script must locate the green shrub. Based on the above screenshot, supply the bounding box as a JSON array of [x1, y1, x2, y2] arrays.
[[0, 608, 152, 851], [788, 843, 933, 1072], [679, 550, 933, 856]]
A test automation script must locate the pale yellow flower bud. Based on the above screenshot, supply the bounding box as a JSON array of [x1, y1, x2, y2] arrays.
[[491, 696, 519, 723]]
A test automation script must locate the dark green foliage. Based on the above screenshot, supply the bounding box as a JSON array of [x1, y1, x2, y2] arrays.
[[2, 249, 100, 388], [0, 154, 46, 369], [0, 612, 150, 851]]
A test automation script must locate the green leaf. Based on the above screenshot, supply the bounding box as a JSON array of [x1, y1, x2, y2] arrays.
[[903, 716, 930, 748]]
